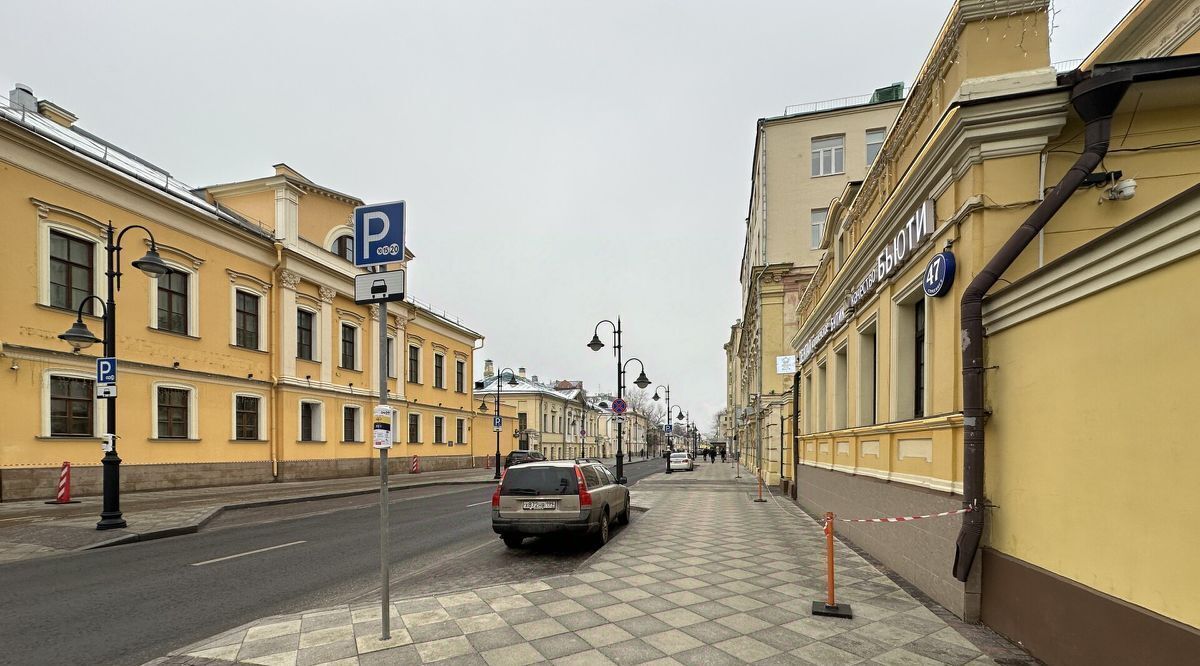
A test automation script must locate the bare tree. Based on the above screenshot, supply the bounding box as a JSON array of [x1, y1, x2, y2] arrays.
[[711, 408, 727, 437], [624, 387, 665, 424]]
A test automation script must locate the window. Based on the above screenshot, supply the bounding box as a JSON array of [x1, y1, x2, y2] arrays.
[[409, 412, 420, 443], [300, 401, 322, 442], [456, 418, 465, 444], [434, 416, 445, 443], [857, 322, 878, 426], [297, 309, 314, 360], [866, 128, 886, 166], [235, 395, 260, 440], [343, 405, 360, 442], [518, 413, 528, 449], [914, 300, 926, 419], [157, 387, 189, 439], [331, 235, 354, 262], [49, 230, 94, 314], [235, 291, 259, 350], [833, 347, 848, 430], [811, 209, 827, 249], [455, 359, 465, 393], [816, 362, 827, 433], [811, 135, 845, 176], [434, 353, 445, 389], [50, 376, 93, 436], [157, 271, 189, 335], [408, 346, 421, 383], [340, 323, 357, 369], [386, 337, 396, 378]]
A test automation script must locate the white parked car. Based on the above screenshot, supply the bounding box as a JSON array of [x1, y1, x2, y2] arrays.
[[668, 452, 694, 472]]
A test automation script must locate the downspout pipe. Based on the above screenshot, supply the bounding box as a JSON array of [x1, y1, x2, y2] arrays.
[[952, 69, 1132, 582]]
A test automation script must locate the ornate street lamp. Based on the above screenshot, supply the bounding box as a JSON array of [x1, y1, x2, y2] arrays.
[[587, 318, 650, 483], [57, 222, 169, 530], [478, 368, 519, 479]]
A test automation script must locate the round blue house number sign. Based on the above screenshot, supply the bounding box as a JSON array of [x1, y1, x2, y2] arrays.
[[923, 251, 956, 297]]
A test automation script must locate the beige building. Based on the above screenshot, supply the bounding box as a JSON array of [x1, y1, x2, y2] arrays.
[[730, 87, 903, 485], [474, 365, 594, 461]]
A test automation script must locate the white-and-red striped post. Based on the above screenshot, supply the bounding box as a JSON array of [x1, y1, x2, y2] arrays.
[[411, 455, 420, 474], [45, 461, 79, 505]]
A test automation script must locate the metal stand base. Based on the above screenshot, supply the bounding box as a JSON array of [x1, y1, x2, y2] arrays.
[[753, 498, 768, 502], [811, 601, 853, 619], [44, 500, 81, 505], [96, 514, 127, 530]]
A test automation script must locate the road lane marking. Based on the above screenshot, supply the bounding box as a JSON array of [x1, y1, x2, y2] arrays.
[[189, 540, 306, 566], [465, 500, 491, 507]]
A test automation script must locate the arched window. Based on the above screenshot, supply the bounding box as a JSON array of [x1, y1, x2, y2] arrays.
[[331, 235, 353, 262]]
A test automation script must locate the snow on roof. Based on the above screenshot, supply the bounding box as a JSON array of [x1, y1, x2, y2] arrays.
[[0, 93, 272, 239]]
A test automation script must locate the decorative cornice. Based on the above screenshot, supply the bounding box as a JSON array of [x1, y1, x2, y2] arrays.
[[280, 270, 301, 290], [226, 269, 272, 291], [30, 198, 106, 234], [148, 239, 205, 269], [318, 286, 337, 303], [336, 308, 365, 323], [368, 304, 380, 321]]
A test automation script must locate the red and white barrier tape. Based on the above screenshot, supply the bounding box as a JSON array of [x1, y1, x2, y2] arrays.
[[828, 505, 974, 525]]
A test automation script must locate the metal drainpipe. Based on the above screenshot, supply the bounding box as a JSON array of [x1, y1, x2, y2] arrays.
[[792, 370, 800, 494], [953, 68, 1132, 582]]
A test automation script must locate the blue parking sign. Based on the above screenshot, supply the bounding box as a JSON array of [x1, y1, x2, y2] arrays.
[[353, 201, 406, 267], [96, 357, 116, 384]]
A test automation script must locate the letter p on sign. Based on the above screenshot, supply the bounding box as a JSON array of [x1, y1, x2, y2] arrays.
[[353, 201, 406, 267]]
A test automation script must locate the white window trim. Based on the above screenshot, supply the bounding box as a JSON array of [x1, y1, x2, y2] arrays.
[[434, 415, 446, 444], [39, 221, 104, 311], [231, 392, 267, 441], [408, 410, 423, 443], [455, 358, 466, 393], [297, 305, 320, 362], [866, 127, 887, 166], [322, 226, 354, 261], [456, 417, 467, 445], [148, 260, 200, 337], [811, 208, 828, 250], [298, 398, 325, 442], [152, 381, 199, 440], [407, 344, 423, 384], [433, 352, 446, 389], [41, 369, 106, 438], [890, 279, 929, 421], [386, 336, 398, 379], [342, 404, 362, 443], [339, 320, 361, 370], [230, 286, 268, 352], [811, 134, 846, 177]]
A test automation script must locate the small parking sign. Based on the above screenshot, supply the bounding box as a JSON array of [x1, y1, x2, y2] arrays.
[[354, 201, 406, 267], [493, 416, 502, 432]]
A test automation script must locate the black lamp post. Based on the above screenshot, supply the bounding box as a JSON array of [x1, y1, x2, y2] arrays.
[[588, 318, 650, 484], [478, 368, 518, 479], [58, 222, 170, 530]]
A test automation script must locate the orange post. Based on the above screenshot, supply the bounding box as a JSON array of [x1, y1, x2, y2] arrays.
[[812, 512, 853, 618], [753, 470, 767, 502]]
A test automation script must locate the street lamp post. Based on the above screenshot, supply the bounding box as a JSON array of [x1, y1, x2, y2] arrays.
[[588, 318, 650, 484], [479, 368, 519, 479], [58, 222, 170, 530]]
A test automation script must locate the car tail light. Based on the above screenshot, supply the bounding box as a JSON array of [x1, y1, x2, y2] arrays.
[[574, 466, 592, 509], [491, 469, 506, 508]]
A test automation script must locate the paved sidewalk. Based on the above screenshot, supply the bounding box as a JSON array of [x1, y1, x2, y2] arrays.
[[157, 460, 1007, 665]]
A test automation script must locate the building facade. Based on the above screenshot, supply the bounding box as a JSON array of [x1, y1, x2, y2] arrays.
[[789, 0, 1200, 661], [0, 89, 488, 500]]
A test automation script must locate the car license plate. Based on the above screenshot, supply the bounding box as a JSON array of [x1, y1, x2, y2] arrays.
[[523, 501, 556, 510]]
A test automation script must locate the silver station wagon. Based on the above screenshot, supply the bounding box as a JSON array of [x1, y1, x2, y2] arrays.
[[491, 460, 630, 548]]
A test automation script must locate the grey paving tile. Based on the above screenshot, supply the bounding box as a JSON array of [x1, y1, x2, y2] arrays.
[[358, 643, 421, 665], [747, 625, 815, 652], [409, 619, 465, 643], [598, 638, 668, 665], [679, 620, 741, 645], [480, 641, 545, 666], [236, 633, 299, 661], [671, 645, 744, 666], [531, 632, 593, 660], [901, 636, 984, 665], [791, 640, 864, 665], [499, 606, 549, 626], [557, 610, 608, 632], [296, 638, 357, 666], [628, 596, 678, 616], [466, 626, 527, 652]]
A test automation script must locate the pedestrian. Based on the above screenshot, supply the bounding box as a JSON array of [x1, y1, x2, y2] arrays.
[[721, 449, 726, 463]]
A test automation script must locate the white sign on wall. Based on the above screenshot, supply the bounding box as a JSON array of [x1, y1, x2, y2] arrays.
[[776, 355, 797, 374]]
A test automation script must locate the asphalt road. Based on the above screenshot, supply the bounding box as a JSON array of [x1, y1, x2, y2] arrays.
[[0, 459, 661, 666]]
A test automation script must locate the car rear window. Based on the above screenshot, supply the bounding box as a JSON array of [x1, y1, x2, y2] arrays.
[[671, 453, 688, 459], [501, 466, 578, 497]]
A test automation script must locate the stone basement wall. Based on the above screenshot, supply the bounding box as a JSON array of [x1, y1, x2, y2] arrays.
[[792, 464, 981, 621], [0, 455, 484, 501]]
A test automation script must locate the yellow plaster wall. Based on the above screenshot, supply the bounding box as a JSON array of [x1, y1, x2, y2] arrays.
[[986, 255, 1200, 627], [297, 192, 354, 251]]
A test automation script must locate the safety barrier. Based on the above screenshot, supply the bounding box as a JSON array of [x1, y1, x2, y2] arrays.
[[411, 455, 420, 474], [44, 461, 80, 505]]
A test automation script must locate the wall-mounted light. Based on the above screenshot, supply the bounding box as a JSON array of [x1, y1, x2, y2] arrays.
[[1106, 178, 1137, 201]]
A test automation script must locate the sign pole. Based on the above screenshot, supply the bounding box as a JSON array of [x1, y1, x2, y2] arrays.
[[376, 264, 391, 641]]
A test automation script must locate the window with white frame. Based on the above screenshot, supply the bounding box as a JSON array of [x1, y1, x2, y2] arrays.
[[343, 405, 361, 442], [456, 418, 466, 444], [49, 229, 95, 314], [856, 320, 878, 426], [234, 290, 260, 350], [408, 345, 421, 383], [811, 209, 828, 249], [434, 416, 445, 443], [50, 374, 94, 436], [455, 359, 465, 393], [154, 384, 195, 439], [340, 322, 358, 370], [234, 394, 262, 440], [408, 411, 421, 443], [811, 135, 844, 176], [157, 270, 190, 335], [816, 361, 827, 433], [433, 353, 445, 389], [300, 400, 323, 442], [386, 336, 396, 378], [331, 235, 354, 262], [866, 128, 886, 166], [297, 308, 316, 361], [833, 345, 848, 430], [893, 286, 929, 421]]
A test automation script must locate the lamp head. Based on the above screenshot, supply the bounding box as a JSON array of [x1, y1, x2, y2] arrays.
[[477, 400, 488, 413], [506, 375, 519, 387], [131, 246, 171, 278], [58, 319, 101, 351], [652, 390, 660, 401], [586, 334, 604, 352], [633, 371, 651, 389]]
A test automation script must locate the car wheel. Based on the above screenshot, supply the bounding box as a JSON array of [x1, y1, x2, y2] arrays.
[[502, 535, 523, 548], [595, 510, 610, 546]]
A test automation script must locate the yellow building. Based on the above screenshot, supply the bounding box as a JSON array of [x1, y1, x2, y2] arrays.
[[0, 87, 490, 500], [474, 365, 595, 460], [788, 0, 1200, 661]]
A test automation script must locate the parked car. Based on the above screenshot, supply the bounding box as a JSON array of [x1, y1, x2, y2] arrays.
[[491, 460, 630, 548], [504, 450, 546, 468], [668, 452, 694, 472]]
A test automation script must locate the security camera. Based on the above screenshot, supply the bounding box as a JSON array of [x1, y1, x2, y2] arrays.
[[1107, 178, 1136, 201]]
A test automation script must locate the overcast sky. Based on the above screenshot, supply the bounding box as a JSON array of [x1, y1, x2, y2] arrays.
[[3, 1, 1132, 431]]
